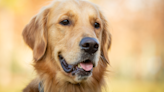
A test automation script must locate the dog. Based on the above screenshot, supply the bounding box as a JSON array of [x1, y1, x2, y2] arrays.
[[22, 0, 111, 92]]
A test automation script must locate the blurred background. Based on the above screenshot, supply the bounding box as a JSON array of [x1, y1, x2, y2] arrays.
[[0, 0, 164, 92]]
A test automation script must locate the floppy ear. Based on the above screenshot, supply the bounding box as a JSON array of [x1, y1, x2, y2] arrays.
[[22, 8, 50, 61], [100, 12, 111, 64]]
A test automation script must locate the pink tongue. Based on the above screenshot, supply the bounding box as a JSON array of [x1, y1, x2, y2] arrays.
[[80, 62, 93, 71]]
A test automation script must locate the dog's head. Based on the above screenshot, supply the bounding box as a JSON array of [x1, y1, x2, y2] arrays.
[[23, 0, 111, 83]]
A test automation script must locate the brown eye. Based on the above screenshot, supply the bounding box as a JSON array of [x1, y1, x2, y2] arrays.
[[94, 22, 100, 29], [60, 19, 70, 25]]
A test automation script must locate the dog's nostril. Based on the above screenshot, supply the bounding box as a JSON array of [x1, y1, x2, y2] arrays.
[[94, 44, 99, 49], [85, 43, 90, 47], [79, 37, 99, 54], [82, 43, 90, 48]]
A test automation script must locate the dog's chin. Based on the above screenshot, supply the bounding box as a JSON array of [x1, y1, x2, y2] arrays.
[[74, 69, 92, 82], [58, 54, 95, 82]]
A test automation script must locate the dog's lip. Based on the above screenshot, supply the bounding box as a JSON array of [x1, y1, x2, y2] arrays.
[[58, 54, 94, 75], [58, 54, 74, 73]]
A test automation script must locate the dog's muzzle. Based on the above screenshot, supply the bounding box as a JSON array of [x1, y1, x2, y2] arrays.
[[58, 37, 99, 77]]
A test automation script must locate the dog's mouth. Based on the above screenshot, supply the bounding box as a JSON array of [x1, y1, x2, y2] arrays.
[[58, 54, 94, 76]]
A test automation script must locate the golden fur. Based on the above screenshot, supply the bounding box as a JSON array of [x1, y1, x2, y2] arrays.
[[22, 0, 111, 92]]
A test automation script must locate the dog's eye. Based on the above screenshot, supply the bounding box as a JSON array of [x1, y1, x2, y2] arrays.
[[60, 19, 70, 25], [94, 22, 100, 29]]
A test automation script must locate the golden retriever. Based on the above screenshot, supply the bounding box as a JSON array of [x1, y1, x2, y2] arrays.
[[22, 0, 111, 92]]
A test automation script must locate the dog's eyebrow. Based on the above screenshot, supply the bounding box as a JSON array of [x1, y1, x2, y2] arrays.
[[62, 10, 76, 18], [57, 10, 78, 24]]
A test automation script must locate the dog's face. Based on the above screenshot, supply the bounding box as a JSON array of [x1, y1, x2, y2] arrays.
[[48, 0, 103, 82], [23, 0, 111, 84]]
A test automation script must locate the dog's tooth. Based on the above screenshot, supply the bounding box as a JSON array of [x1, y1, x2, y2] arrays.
[[78, 64, 82, 68], [78, 64, 80, 68]]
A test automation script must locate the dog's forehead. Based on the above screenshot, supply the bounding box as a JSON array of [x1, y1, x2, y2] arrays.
[[50, 0, 99, 19]]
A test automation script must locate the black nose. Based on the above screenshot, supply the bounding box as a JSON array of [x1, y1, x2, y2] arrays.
[[79, 37, 99, 54]]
